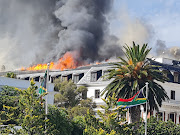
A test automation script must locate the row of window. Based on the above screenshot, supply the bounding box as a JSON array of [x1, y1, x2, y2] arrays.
[[91, 70, 110, 82], [158, 112, 177, 124], [20, 69, 110, 83]]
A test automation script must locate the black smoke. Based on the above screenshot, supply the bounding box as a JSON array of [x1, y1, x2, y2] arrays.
[[0, 0, 123, 69]]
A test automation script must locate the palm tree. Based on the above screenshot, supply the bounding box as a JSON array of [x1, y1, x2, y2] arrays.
[[102, 42, 169, 123]]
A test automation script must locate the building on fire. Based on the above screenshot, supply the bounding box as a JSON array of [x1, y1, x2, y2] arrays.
[[1, 57, 180, 124]]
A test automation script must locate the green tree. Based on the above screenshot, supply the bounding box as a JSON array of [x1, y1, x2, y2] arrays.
[[137, 116, 180, 135], [84, 94, 134, 135], [71, 116, 85, 135], [0, 86, 20, 125], [102, 42, 169, 123], [68, 98, 96, 118], [18, 79, 46, 135], [46, 105, 73, 135], [5, 72, 16, 78], [54, 79, 88, 108]]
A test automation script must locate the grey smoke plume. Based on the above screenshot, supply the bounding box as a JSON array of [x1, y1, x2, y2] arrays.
[[155, 40, 180, 60], [0, 0, 59, 70], [47, 0, 122, 62], [0, 0, 123, 70], [114, 6, 154, 47]]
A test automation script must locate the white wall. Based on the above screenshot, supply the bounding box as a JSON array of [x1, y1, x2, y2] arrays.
[[0, 77, 55, 105], [158, 81, 180, 101]]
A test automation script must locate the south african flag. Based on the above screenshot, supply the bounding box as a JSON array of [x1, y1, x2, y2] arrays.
[[117, 89, 146, 108]]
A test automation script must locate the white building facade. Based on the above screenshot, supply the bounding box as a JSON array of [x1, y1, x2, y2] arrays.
[[14, 57, 180, 124]]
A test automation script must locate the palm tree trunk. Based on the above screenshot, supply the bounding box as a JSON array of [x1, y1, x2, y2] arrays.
[[129, 105, 141, 123]]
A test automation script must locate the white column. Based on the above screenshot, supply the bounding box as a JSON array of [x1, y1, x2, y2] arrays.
[[126, 109, 130, 124], [176, 113, 179, 124], [140, 105, 144, 121], [72, 74, 74, 82], [165, 112, 169, 122], [153, 110, 156, 117]]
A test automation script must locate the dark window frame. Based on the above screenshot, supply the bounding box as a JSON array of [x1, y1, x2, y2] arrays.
[[95, 89, 100, 98], [171, 90, 175, 100], [91, 72, 97, 82], [170, 113, 175, 122]]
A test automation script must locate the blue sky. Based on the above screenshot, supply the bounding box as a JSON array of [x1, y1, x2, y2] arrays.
[[111, 0, 180, 48]]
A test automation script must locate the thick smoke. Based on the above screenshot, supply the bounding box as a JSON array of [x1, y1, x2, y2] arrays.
[[0, 0, 123, 70], [0, 0, 59, 70], [47, 0, 122, 62], [155, 40, 180, 60]]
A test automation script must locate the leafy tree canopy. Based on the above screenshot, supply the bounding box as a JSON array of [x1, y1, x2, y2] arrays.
[[54, 79, 88, 108], [5, 72, 16, 78], [0, 86, 20, 125]]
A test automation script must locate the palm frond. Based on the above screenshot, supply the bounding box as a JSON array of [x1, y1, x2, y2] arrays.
[[102, 42, 169, 113]]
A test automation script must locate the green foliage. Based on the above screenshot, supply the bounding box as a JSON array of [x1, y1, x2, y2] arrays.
[[68, 98, 96, 118], [0, 86, 19, 109], [5, 72, 16, 78], [0, 79, 179, 135], [54, 80, 88, 108], [97, 94, 126, 131], [17, 79, 46, 135], [137, 116, 180, 135], [71, 116, 85, 135], [0, 125, 17, 135], [80, 98, 96, 108], [47, 105, 73, 135], [84, 110, 105, 135], [0, 86, 20, 125], [84, 127, 116, 135], [84, 94, 134, 135]]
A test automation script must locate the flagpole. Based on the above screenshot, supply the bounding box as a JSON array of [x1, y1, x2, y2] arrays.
[[45, 63, 50, 118], [145, 82, 148, 135]]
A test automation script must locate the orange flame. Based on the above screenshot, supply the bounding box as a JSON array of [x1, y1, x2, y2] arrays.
[[21, 51, 104, 71], [53, 51, 78, 70], [21, 51, 79, 71]]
